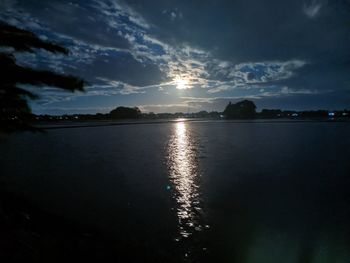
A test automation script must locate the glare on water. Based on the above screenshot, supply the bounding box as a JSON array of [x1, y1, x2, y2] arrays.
[[167, 121, 202, 239]]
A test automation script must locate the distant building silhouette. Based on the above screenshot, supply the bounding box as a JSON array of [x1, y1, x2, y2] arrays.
[[223, 100, 257, 119]]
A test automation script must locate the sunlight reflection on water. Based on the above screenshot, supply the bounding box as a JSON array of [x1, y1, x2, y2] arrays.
[[167, 122, 203, 240]]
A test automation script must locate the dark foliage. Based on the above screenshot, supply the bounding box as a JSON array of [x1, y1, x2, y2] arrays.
[[223, 100, 257, 119], [299, 110, 329, 118], [109, 106, 142, 119], [260, 109, 282, 118], [0, 22, 68, 54], [0, 21, 85, 134]]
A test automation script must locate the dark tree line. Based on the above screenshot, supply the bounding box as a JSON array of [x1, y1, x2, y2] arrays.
[[109, 106, 141, 119], [30, 101, 349, 122], [222, 100, 348, 119], [0, 22, 85, 134]]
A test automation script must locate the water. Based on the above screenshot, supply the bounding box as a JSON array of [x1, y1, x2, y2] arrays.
[[1, 120, 350, 262]]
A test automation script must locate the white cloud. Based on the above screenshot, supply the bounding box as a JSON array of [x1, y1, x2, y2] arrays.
[[303, 0, 323, 18], [162, 8, 183, 21], [207, 84, 232, 94], [138, 103, 198, 113], [171, 12, 177, 20], [206, 60, 307, 93], [280, 86, 320, 95], [91, 0, 151, 30]]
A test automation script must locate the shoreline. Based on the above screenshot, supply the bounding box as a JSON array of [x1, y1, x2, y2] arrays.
[[35, 118, 350, 130]]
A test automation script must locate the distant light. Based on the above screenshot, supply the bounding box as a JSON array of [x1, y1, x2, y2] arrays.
[[292, 113, 298, 117], [328, 112, 335, 117], [342, 112, 348, 116], [166, 185, 171, 190]]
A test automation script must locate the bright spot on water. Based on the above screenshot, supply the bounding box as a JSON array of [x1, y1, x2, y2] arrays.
[[167, 121, 202, 239]]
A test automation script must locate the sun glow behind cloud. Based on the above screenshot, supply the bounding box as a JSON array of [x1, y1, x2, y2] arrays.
[[174, 76, 190, 90], [1, 0, 349, 114]]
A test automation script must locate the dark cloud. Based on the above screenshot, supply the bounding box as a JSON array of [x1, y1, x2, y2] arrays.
[[83, 52, 166, 86], [17, 0, 131, 49], [124, 0, 350, 61], [123, 0, 350, 103], [1, 0, 349, 113]]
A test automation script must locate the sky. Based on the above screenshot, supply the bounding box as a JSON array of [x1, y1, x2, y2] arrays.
[[1, 0, 350, 114]]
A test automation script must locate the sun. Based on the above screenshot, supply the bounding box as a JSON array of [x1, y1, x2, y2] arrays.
[[175, 77, 189, 90]]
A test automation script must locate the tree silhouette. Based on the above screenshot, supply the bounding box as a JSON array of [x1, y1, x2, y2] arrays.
[[109, 106, 141, 119], [0, 22, 85, 133]]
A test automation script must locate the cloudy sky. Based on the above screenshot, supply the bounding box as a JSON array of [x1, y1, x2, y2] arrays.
[[1, 0, 349, 114]]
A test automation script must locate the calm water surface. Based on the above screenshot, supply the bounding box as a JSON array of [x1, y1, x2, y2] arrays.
[[1, 120, 350, 262]]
